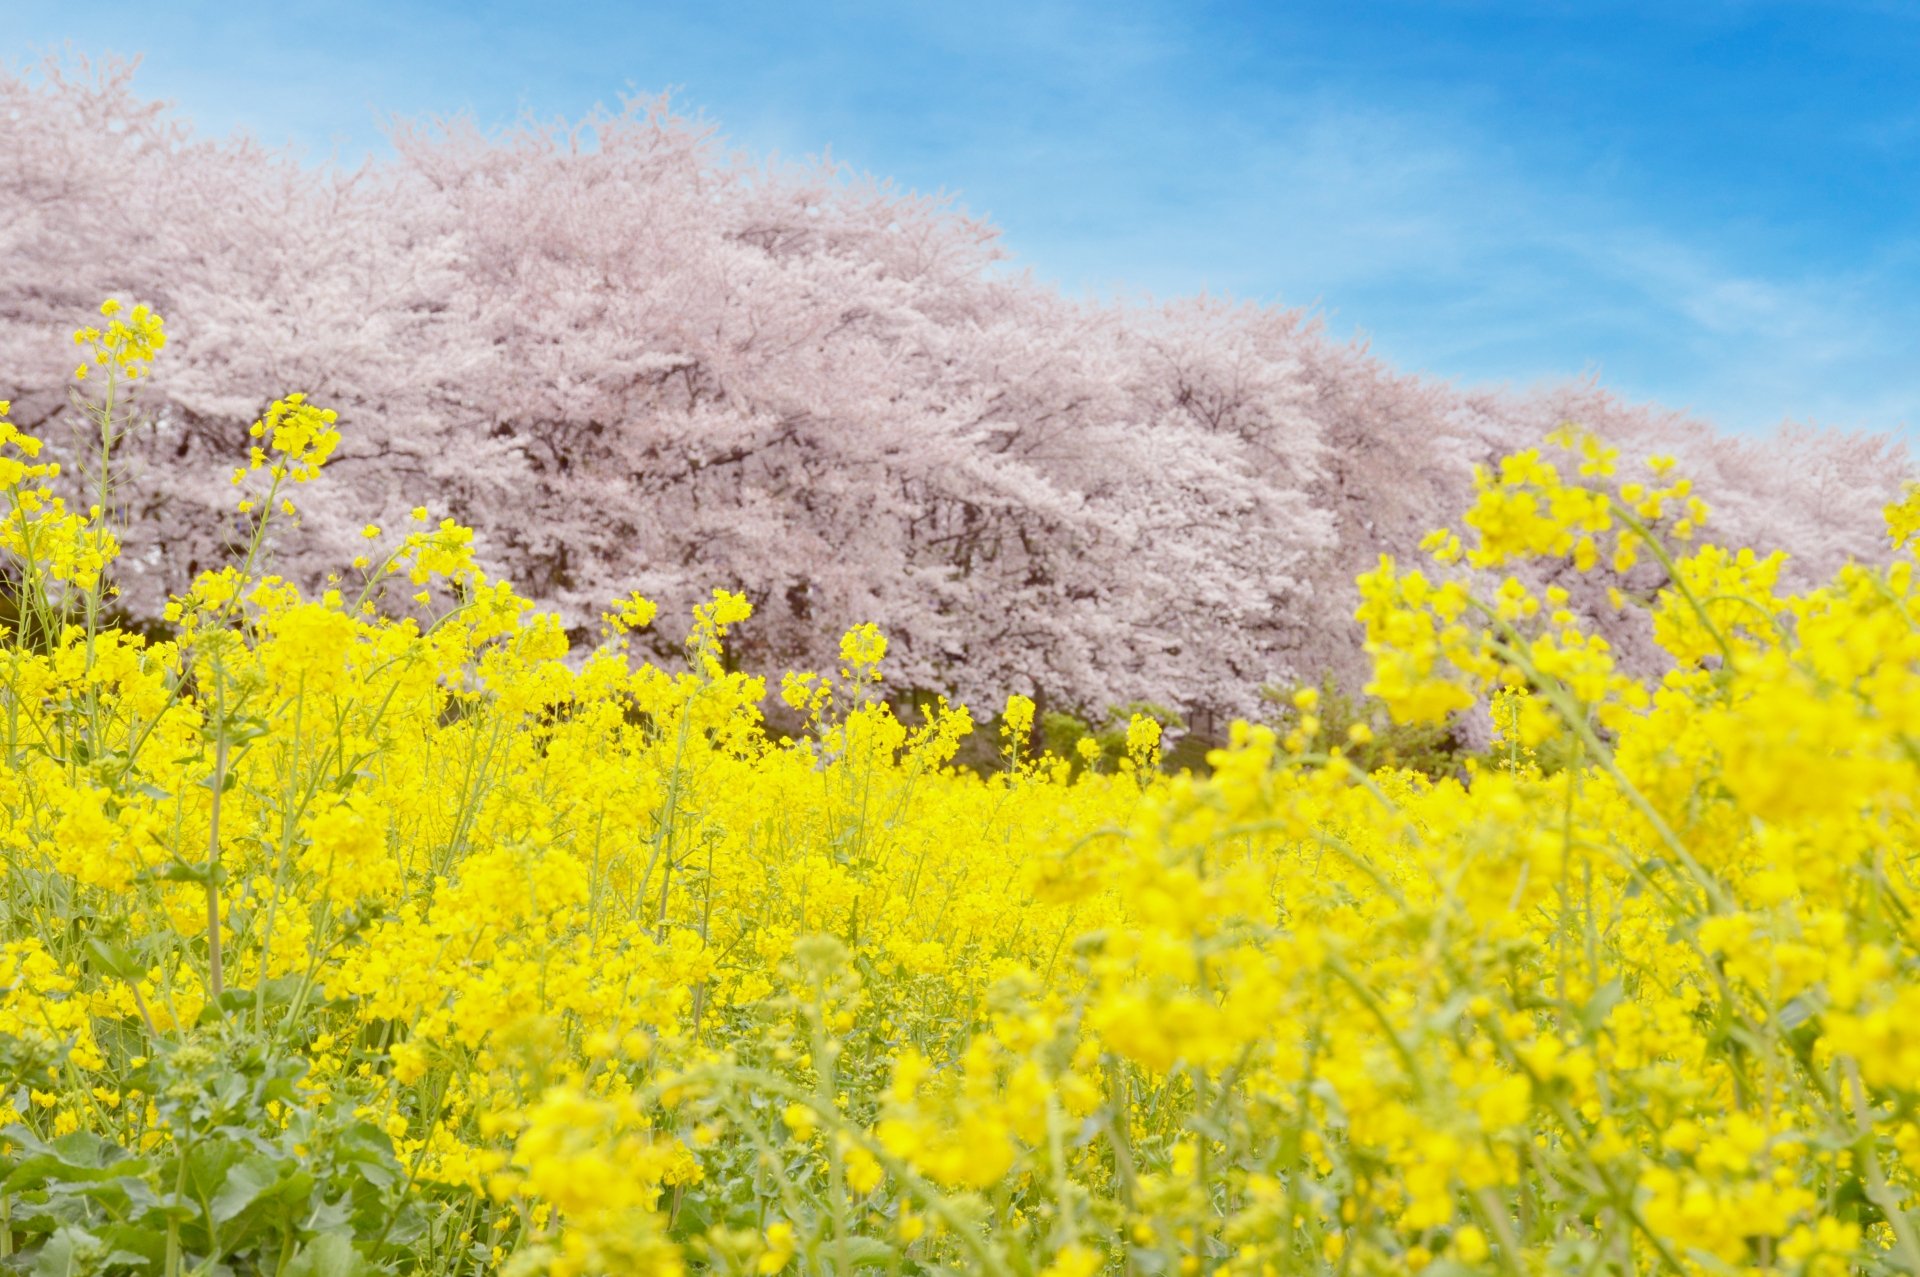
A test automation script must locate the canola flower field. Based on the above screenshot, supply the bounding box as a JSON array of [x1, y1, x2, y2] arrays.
[[2, 303, 1919, 1277]]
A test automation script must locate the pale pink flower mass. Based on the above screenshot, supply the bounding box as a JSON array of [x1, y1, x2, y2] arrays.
[[2, 55, 1906, 723]]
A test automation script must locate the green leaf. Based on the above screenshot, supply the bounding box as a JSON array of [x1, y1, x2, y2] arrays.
[[30, 1225, 106, 1277], [131, 1190, 199, 1227], [352, 1159, 396, 1189], [99, 1221, 169, 1269], [283, 1233, 366, 1277], [115, 1176, 163, 1214], [260, 974, 305, 1008], [67, 1175, 146, 1215], [1778, 990, 1823, 1030], [226, 716, 272, 746], [1579, 978, 1626, 1031], [211, 1156, 281, 1224], [274, 1169, 315, 1205], [152, 860, 225, 885], [304, 1195, 353, 1234], [838, 1237, 897, 1268], [84, 938, 143, 982], [48, 1130, 125, 1169], [330, 1122, 396, 1164], [185, 1140, 246, 1205], [2, 1129, 139, 1192], [215, 975, 306, 1016], [376, 1200, 428, 1248]]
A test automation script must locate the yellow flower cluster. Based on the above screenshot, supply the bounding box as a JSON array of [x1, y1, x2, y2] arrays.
[[70, 297, 167, 382], [8, 313, 1920, 1277]]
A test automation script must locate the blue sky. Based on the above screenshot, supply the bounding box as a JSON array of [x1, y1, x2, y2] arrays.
[[8, 0, 1919, 436]]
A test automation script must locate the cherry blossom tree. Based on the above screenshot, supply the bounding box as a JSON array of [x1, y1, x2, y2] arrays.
[[3, 53, 1909, 728]]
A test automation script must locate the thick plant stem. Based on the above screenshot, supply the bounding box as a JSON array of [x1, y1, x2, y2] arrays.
[[206, 693, 227, 1000], [1845, 1058, 1920, 1275]]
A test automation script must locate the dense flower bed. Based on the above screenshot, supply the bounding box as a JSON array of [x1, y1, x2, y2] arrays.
[[3, 304, 1919, 1277]]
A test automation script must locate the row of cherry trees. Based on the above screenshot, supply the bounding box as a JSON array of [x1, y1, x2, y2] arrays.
[[3, 54, 1907, 722]]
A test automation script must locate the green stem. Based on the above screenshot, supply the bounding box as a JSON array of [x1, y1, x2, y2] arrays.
[[206, 673, 228, 999]]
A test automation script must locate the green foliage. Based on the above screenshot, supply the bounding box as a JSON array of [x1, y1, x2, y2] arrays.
[[0, 1031, 444, 1277], [1040, 703, 1183, 776], [1481, 684, 1581, 777], [1262, 674, 1475, 779]]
